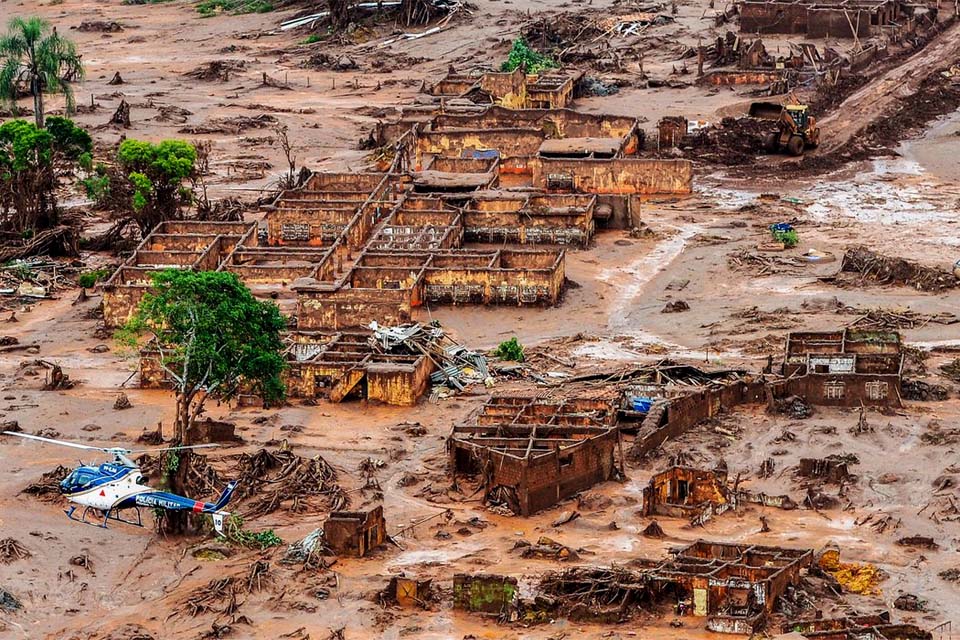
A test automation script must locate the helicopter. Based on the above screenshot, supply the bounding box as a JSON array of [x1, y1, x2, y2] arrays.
[[2, 430, 237, 535]]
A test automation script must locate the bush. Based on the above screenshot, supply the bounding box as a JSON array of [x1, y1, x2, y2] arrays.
[[116, 138, 196, 225], [299, 33, 323, 45], [500, 38, 557, 74], [770, 225, 799, 248], [78, 268, 110, 289], [0, 118, 92, 232], [224, 515, 282, 549], [495, 337, 525, 362]]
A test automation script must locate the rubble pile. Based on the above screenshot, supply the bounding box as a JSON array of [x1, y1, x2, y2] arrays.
[[0, 538, 30, 564], [369, 322, 491, 395], [840, 247, 958, 292], [538, 566, 650, 620]]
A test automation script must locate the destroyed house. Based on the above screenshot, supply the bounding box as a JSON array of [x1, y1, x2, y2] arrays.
[[641, 465, 797, 525], [449, 395, 622, 516], [642, 466, 730, 518], [101, 220, 257, 328], [535, 540, 814, 632], [782, 329, 903, 406], [425, 67, 582, 110], [738, 0, 904, 38], [324, 506, 386, 557], [648, 541, 813, 633], [282, 331, 434, 405], [782, 612, 932, 640]]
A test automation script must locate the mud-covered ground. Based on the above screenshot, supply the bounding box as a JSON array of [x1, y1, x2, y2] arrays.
[[2, 0, 960, 638]]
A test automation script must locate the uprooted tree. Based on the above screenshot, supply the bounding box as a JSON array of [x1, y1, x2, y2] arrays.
[[120, 269, 286, 533], [0, 116, 91, 243], [0, 16, 84, 128]]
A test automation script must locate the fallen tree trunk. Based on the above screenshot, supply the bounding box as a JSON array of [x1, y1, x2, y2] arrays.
[[0, 226, 79, 262]]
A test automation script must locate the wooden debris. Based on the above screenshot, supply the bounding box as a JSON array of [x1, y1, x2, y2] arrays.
[[0, 538, 30, 564]]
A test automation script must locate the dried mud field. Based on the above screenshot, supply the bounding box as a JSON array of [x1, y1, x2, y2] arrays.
[[1, 0, 960, 639]]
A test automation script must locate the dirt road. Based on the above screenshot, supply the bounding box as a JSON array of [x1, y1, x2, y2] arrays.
[[816, 20, 960, 154]]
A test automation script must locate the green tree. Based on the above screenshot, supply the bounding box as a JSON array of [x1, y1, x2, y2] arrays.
[[122, 269, 286, 442], [115, 138, 197, 234], [0, 17, 84, 128], [122, 270, 286, 534], [0, 116, 90, 231]]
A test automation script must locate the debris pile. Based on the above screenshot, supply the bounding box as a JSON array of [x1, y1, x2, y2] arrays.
[[232, 448, 348, 518], [538, 566, 650, 621], [179, 114, 278, 135], [282, 527, 331, 569], [184, 60, 246, 82], [844, 307, 958, 331], [0, 586, 20, 611], [840, 247, 957, 292], [773, 395, 813, 419], [0, 538, 30, 564], [901, 379, 949, 401], [0, 257, 80, 304], [817, 547, 884, 595], [369, 322, 491, 395], [22, 465, 70, 501]]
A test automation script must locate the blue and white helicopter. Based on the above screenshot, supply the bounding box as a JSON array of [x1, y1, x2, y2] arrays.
[[2, 430, 237, 536]]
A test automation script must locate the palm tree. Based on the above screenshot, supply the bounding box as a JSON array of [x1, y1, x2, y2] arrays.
[[0, 17, 84, 128]]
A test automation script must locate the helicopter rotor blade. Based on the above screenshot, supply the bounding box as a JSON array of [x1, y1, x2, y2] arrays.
[[2, 430, 107, 452], [126, 444, 221, 454]]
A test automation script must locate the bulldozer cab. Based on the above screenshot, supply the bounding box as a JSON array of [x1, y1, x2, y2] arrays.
[[785, 105, 809, 130]]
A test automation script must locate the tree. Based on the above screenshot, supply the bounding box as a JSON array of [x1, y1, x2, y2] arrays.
[[123, 270, 286, 443], [0, 17, 84, 129], [117, 139, 197, 234], [121, 270, 286, 534], [0, 116, 91, 232], [85, 138, 198, 238]]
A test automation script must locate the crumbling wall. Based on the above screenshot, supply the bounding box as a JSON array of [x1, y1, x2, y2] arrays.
[[533, 158, 693, 195], [324, 506, 386, 557], [633, 380, 771, 457], [366, 359, 434, 406], [524, 431, 619, 515]]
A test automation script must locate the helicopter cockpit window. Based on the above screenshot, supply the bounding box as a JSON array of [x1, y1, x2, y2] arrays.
[[63, 469, 96, 489]]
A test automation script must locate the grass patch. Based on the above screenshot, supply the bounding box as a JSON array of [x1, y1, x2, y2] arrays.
[[299, 34, 324, 45]]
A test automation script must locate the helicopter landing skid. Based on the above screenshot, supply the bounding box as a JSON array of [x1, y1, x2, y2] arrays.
[[65, 505, 144, 530]]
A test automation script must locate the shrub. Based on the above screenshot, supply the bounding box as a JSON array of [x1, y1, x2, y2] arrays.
[[500, 38, 557, 74], [78, 268, 110, 289], [495, 337, 525, 362]]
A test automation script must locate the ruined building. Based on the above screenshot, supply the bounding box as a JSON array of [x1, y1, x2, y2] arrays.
[[782, 329, 903, 406], [738, 0, 907, 38], [324, 506, 387, 557], [449, 395, 623, 515]]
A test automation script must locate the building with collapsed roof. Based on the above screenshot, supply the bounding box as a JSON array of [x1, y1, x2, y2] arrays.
[[782, 611, 932, 640], [425, 67, 583, 110], [448, 394, 623, 515], [738, 0, 908, 38], [538, 540, 813, 632], [782, 329, 903, 406], [642, 464, 797, 526], [324, 506, 386, 557]]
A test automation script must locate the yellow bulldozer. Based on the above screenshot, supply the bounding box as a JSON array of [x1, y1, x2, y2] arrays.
[[749, 101, 821, 156]]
